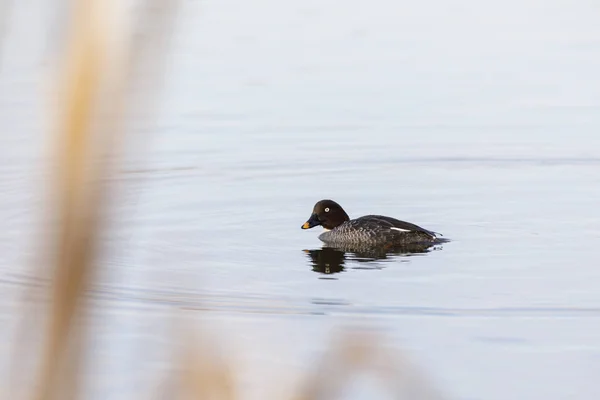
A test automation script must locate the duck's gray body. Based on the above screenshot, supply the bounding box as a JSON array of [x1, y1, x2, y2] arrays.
[[318, 215, 438, 246]]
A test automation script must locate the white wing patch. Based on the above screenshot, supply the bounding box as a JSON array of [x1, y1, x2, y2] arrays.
[[390, 227, 411, 232]]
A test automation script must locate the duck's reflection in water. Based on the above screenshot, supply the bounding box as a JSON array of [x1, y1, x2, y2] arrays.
[[304, 242, 444, 277]]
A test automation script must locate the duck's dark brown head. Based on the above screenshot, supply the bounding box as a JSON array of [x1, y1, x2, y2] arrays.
[[301, 199, 350, 230]]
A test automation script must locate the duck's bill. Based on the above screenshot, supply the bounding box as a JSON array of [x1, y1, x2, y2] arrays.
[[301, 214, 320, 229]]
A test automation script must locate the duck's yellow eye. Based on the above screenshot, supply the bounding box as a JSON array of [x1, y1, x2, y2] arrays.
[[325, 208, 330, 212]]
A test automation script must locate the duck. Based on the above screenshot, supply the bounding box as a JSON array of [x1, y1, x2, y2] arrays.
[[301, 199, 442, 247]]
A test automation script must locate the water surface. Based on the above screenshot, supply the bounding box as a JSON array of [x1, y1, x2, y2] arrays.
[[1, 0, 600, 399]]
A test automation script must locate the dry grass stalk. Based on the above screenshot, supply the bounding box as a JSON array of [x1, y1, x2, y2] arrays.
[[294, 330, 445, 400], [30, 1, 114, 399], [177, 337, 237, 400], [23, 0, 181, 399]]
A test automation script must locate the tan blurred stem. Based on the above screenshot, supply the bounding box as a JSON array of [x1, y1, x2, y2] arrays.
[[295, 331, 446, 400], [30, 1, 114, 400], [180, 348, 237, 400], [26, 0, 181, 399], [168, 330, 237, 400]]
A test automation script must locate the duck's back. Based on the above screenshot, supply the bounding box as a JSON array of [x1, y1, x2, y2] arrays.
[[318, 215, 436, 246]]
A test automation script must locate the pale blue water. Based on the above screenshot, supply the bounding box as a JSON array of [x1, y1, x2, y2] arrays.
[[2, 0, 600, 399]]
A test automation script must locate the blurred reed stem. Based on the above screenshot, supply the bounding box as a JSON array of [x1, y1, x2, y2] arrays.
[[32, 0, 110, 399], [23, 0, 180, 400]]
